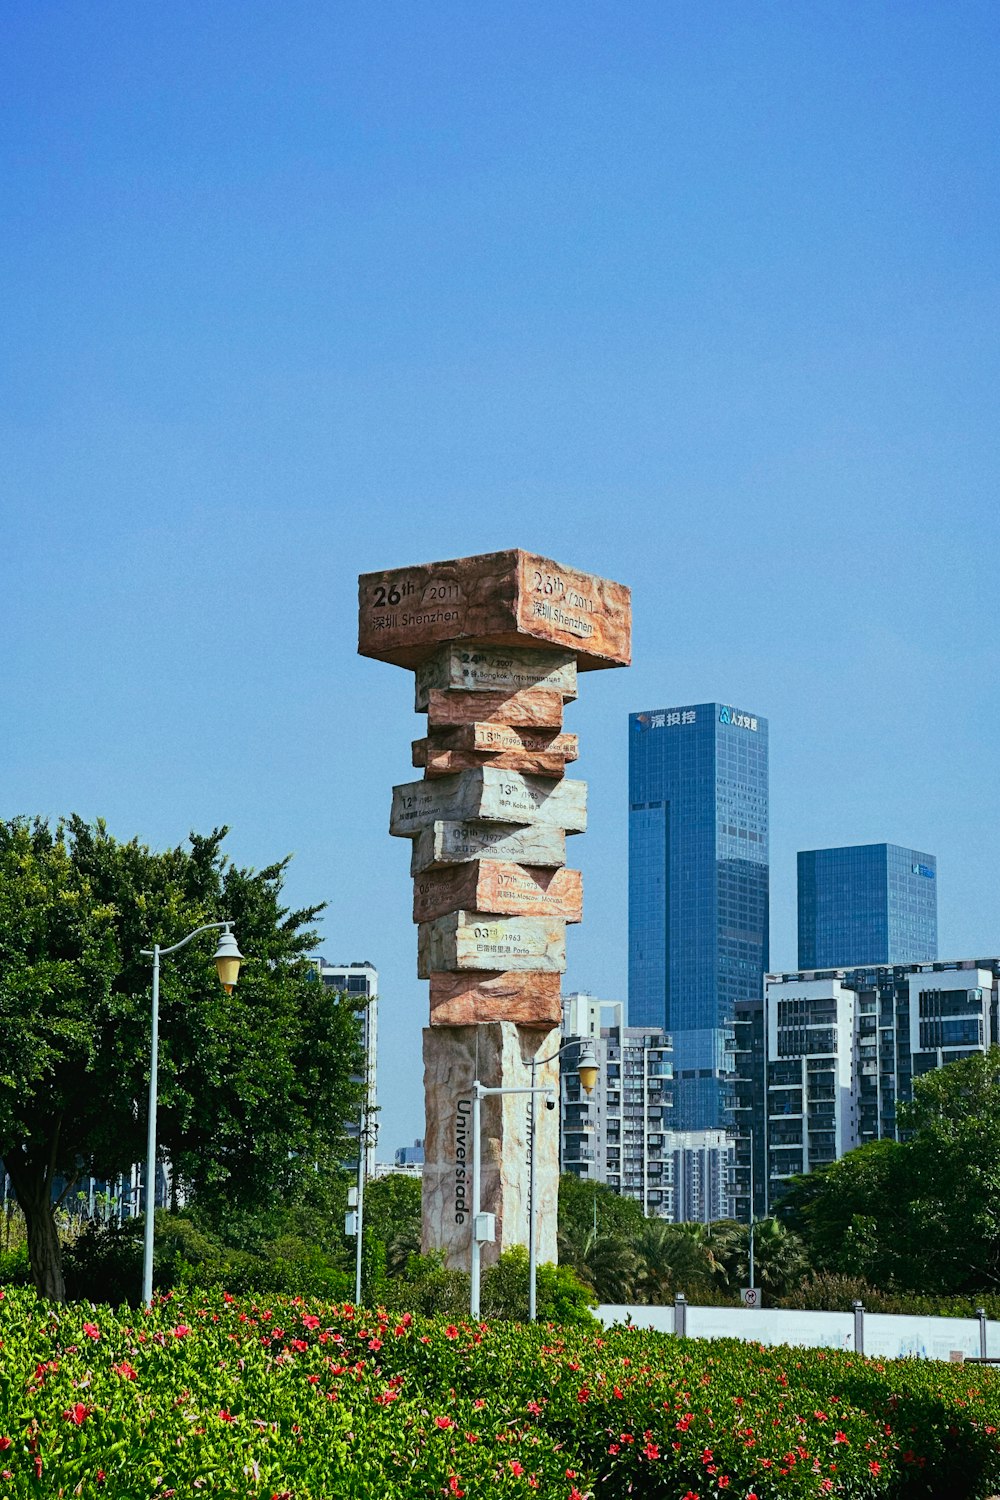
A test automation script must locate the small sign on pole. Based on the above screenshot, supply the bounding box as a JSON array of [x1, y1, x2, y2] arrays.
[[740, 1287, 761, 1309]]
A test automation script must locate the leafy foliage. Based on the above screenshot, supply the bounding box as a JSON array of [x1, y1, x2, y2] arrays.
[[778, 1051, 1000, 1297], [0, 816, 366, 1299]]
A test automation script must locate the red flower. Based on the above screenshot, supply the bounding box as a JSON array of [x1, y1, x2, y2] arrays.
[[112, 1361, 138, 1380], [833, 1431, 849, 1443], [444, 1325, 460, 1339], [509, 1460, 525, 1476], [219, 1410, 236, 1423], [719, 1479, 730, 1490], [171, 1324, 191, 1339], [676, 1412, 693, 1431], [435, 1416, 454, 1430], [63, 1404, 90, 1426], [869, 1461, 881, 1476], [301, 1314, 320, 1330], [82, 1322, 101, 1340], [577, 1388, 590, 1403], [642, 1441, 660, 1460], [448, 1477, 464, 1497], [0, 1440, 9, 1452]]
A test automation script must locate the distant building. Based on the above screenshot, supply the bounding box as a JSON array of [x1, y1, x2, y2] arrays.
[[560, 993, 733, 1222], [628, 703, 769, 1131], [797, 844, 937, 969], [394, 1140, 425, 1168], [313, 959, 379, 1178], [730, 958, 1000, 1210]]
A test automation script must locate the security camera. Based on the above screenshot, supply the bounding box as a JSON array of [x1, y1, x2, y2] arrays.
[[545, 1098, 556, 1112]]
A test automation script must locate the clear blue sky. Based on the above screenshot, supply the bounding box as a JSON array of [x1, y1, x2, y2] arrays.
[[2, 2, 998, 1156]]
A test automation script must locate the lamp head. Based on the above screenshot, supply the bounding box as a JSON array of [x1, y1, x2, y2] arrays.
[[577, 1041, 599, 1096], [213, 925, 243, 993]]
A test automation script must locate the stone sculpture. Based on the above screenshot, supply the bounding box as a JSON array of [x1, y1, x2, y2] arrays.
[[358, 549, 630, 1270]]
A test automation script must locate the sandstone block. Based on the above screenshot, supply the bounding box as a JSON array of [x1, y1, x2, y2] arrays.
[[425, 686, 564, 729], [359, 549, 631, 671], [419, 906, 566, 978], [390, 768, 587, 837], [410, 821, 567, 875], [415, 643, 577, 710], [416, 747, 568, 778], [417, 911, 566, 978], [416, 724, 578, 759], [421, 1022, 560, 1270], [413, 862, 582, 924], [428, 971, 563, 1026]]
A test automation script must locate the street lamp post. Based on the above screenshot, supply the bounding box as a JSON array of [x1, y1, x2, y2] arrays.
[[467, 1079, 554, 1319], [139, 922, 243, 1307], [527, 1038, 599, 1321], [747, 1126, 755, 1293]]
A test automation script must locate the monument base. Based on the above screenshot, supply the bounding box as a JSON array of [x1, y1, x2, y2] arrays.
[[422, 1021, 560, 1272]]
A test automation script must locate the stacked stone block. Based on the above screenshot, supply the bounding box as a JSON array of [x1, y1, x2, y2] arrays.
[[359, 550, 630, 1271]]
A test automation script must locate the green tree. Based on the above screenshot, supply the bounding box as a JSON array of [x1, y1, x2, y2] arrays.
[[632, 1220, 716, 1304], [0, 816, 365, 1301], [776, 1140, 914, 1286], [896, 1050, 1000, 1292]]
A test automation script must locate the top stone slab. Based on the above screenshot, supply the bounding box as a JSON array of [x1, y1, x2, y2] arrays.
[[358, 549, 631, 671]]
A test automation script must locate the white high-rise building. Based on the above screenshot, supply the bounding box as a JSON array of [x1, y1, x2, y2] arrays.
[[313, 959, 379, 1179], [752, 958, 1000, 1207], [560, 992, 734, 1222]]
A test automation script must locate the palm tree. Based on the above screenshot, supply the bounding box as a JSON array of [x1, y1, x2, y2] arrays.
[[558, 1226, 641, 1303], [679, 1219, 743, 1293], [734, 1217, 809, 1298], [632, 1220, 716, 1305]]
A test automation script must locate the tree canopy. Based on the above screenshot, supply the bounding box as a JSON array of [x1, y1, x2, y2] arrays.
[[0, 815, 365, 1300], [777, 1050, 1000, 1295]]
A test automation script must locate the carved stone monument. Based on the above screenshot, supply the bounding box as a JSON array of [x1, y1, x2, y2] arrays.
[[358, 549, 630, 1271]]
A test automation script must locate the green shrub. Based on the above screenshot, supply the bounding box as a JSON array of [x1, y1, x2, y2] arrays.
[[4, 1286, 1000, 1497], [0, 1245, 30, 1287]]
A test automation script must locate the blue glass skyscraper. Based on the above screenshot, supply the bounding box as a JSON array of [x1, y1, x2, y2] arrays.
[[797, 843, 937, 969], [628, 703, 769, 1131]]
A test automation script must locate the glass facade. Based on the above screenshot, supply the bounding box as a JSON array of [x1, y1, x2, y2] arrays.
[[797, 844, 937, 969], [628, 702, 769, 1131]]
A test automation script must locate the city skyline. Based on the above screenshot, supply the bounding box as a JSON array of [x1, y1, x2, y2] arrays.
[[2, 3, 997, 1155]]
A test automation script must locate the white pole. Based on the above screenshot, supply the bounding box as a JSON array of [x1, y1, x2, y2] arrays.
[[748, 1126, 755, 1292], [141, 944, 160, 1307], [470, 1082, 482, 1319], [527, 1061, 538, 1322], [355, 1097, 366, 1305]]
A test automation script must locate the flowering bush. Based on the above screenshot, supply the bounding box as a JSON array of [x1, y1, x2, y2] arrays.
[[1, 1286, 999, 1497]]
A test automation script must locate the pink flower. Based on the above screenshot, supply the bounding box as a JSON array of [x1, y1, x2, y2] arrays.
[[435, 1416, 454, 1430], [509, 1460, 525, 1476], [82, 1322, 100, 1340], [301, 1314, 320, 1330], [833, 1431, 849, 1444], [171, 1324, 191, 1339]]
